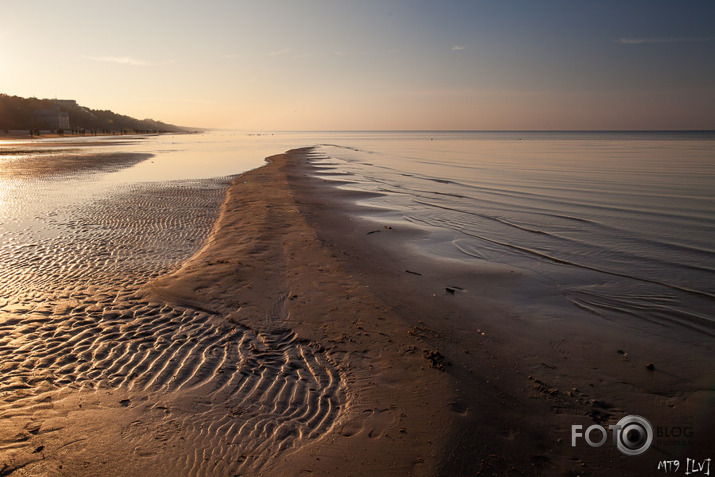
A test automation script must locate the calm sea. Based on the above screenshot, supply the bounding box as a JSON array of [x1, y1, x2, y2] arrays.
[[1, 130, 713, 343], [308, 131, 715, 342]]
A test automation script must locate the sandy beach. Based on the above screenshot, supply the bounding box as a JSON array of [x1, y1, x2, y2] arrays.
[[1, 145, 713, 476], [5, 0, 714, 472]]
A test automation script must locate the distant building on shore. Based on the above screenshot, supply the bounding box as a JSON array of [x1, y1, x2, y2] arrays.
[[33, 107, 70, 130], [53, 99, 78, 109]]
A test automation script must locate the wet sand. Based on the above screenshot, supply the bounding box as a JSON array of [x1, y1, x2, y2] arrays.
[[282, 149, 715, 475], [1, 147, 713, 476], [144, 148, 455, 475]]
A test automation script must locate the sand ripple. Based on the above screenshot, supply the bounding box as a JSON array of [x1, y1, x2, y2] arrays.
[[0, 181, 227, 296], [0, 294, 345, 475], [0, 175, 346, 475]]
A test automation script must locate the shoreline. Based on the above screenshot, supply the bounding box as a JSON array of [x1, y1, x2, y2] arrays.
[[144, 148, 457, 475], [0, 130, 197, 144], [283, 148, 715, 475], [146, 148, 715, 474]]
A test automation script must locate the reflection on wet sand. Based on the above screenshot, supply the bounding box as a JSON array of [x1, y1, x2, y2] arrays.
[[0, 146, 346, 476]]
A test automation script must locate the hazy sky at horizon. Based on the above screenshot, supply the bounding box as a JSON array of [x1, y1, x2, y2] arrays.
[[2, 0, 714, 130]]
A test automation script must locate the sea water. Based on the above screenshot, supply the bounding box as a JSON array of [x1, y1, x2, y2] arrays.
[[1, 130, 714, 344], [306, 131, 715, 343]]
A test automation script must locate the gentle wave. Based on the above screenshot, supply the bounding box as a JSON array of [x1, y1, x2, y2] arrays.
[[312, 132, 715, 337]]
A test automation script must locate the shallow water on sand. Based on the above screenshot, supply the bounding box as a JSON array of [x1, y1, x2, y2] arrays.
[[0, 134, 345, 475]]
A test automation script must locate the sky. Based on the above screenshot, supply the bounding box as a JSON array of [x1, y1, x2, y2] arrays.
[[2, 0, 714, 130]]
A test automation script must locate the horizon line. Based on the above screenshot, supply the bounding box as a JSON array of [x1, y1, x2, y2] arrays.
[[207, 128, 715, 133]]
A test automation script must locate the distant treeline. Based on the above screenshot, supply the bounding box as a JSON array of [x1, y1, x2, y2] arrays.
[[0, 94, 187, 133]]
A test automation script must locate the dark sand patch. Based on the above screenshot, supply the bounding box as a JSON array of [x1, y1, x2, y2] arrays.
[[283, 148, 715, 476]]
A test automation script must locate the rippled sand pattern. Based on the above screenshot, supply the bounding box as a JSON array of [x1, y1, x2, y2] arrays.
[[1, 182, 225, 297], [0, 173, 346, 475]]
